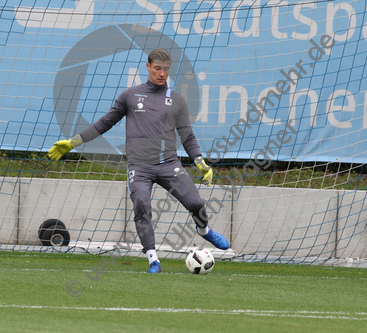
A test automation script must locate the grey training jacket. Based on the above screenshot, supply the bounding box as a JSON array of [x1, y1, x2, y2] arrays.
[[80, 80, 202, 167]]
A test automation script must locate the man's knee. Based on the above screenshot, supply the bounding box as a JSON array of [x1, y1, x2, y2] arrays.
[[188, 200, 205, 214], [132, 193, 151, 221], [189, 201, 208, 227]]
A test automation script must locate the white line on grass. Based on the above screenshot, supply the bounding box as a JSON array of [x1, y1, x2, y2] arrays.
[[1, 268, 366, 280], [0, 304, 366, 321]]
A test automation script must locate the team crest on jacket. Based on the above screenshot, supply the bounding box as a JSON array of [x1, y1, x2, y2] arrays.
[[165, 98, 172, 106], [174, 167, 184, 177]]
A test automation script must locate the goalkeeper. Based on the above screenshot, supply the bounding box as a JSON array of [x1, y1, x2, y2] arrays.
[[49, 48, 229, 273]]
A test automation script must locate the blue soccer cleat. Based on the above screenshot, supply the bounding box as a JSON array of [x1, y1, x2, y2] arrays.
[[199, 228, 229, 250], [147, 260, 161, 273]]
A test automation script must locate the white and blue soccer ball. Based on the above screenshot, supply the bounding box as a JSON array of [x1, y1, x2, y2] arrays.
[[185, 248, 215, 275]]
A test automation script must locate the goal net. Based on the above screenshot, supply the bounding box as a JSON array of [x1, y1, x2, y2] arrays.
[[1, 0, 366, 267]]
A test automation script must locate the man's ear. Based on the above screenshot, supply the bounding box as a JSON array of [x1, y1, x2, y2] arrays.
[[146, 62, 150, 71]]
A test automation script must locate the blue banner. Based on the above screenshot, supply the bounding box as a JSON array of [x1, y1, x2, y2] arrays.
[[0, 0, 366, 163]]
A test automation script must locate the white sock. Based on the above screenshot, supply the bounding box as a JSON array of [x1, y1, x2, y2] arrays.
[[146, 249, 159, 265], [197, 226, 209, 236]]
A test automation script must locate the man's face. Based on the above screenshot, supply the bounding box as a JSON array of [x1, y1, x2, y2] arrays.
[[146, 60, 170, 86]]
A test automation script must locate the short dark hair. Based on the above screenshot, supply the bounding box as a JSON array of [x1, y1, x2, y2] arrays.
[[148, 48, 172, 64]]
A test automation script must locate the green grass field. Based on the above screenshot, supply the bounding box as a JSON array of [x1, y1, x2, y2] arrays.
[[0, 252, 366, 333]]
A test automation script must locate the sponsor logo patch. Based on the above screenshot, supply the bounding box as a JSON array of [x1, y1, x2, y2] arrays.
[[135, 102, 145, 112]]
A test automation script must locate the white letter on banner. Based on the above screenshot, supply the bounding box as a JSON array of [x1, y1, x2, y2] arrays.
[[219, 86, 248, 124], [136, 0, 164, 31], [289, 89, 318, 128], [197, 72, 209, 123], [256, 87, 282, 125], [198, 87, 209, 122], [194, 0, 221, 35], [287, 72, 318, 128], [230, 0, 260, 38], [291, 2, 317, 40], [15, 0, 94, 29], [326, 90, 355, 128], [363, 11, 367, 42], [169, 0, 190, 34], [326, 2, 356, 50], [128, 68, 143, 87], [270, 0, 288, 39]]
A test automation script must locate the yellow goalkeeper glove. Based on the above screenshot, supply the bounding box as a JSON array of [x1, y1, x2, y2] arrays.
[[195, 156, 213, 186], [48, 135, 83, 161]]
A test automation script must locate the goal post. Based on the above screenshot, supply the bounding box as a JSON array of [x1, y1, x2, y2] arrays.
[[1, 0, 367, 267]]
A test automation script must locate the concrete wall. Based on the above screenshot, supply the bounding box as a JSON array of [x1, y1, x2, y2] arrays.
[[0, 177, 366, 259], [0, 178, 19, 244], [232, 187, 339, 258]]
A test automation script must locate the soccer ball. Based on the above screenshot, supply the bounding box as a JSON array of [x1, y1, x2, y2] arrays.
[[185, 248, 215, 275]]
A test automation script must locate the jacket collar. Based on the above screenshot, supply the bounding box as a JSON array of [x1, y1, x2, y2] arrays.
[[146, 80, 168, 92]]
